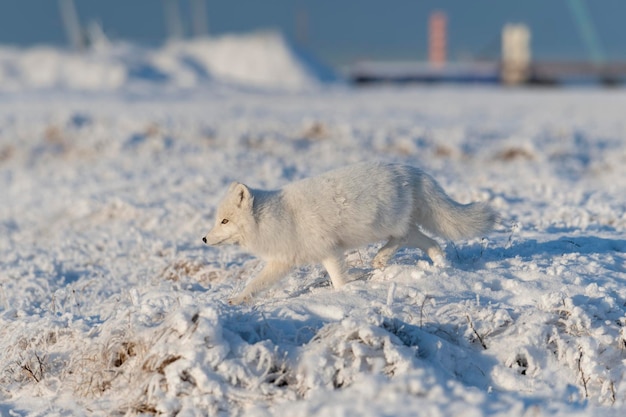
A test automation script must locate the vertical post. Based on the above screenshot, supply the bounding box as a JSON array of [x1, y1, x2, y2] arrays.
[[163, 0, 185, 40], [296, 6, 309, 46], [190, 0, 209, 37], [566, 0, 605, 66], [58, 0, 84, 51], [501, 24, 531, 85], [428, 11, 447, 68]]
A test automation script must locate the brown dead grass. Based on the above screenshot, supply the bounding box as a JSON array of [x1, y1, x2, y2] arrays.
[[161, 259, 225, 284], [434, 145, 454, 158], [494, 147, 535, 161], [0, 145, 14, 162], [302, 121, 329, 140], [161, 259, 204, 282]]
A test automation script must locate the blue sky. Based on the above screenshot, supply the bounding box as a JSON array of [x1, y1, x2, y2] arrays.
[[1, 1, 624, 66]]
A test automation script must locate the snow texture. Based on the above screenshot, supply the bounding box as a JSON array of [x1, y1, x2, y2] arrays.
[[1, 36, 626, 417]]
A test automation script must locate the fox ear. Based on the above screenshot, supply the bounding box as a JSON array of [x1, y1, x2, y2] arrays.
[[233, 183, 252, 209], [227, 181, 240, 192]]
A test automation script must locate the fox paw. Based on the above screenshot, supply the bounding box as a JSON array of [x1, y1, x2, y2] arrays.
[[429, 252, 448, 268], [423, 246, 446, 267], [228, 293, 251, 305], [371, 256, 388, 270]]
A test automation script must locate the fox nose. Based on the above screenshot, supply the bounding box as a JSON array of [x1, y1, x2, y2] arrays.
[[202, 237, 207, 244]]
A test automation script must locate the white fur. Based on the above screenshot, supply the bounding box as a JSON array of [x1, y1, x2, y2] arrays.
[[203, 162, 497, 304]]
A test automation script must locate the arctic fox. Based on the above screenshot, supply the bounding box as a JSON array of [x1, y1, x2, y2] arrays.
[[203, 162, 497, 305]]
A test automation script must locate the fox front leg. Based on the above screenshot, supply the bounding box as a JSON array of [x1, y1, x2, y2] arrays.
[[228, 261, 292, 305], [321, 252, 349, 288]]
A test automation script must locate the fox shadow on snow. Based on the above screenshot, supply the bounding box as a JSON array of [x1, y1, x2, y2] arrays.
[[452, 235, 625, 272]]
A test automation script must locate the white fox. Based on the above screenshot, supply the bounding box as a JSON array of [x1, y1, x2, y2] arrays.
[[203, 162, 497, 305]]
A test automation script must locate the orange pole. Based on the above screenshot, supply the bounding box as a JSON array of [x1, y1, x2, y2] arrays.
[[429, 11, 447, 67]]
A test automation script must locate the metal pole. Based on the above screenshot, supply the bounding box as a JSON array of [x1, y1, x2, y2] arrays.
[[566, 0, 605, 65], [190, 0, 209, 37], [163, 0, 185, 40], [58, 0, 84, 51]]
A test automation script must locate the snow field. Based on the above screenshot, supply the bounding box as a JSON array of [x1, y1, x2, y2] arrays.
[[0, 87, 625, 416]]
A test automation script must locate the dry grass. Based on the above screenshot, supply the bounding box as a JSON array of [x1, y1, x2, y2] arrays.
[[0, 145, 14, 162], [494, 147, 535, 161], [161, 259, 204, 281], [301, 121, 329, 140], [44, 125, 66, 145], [433, 145, 454, 158], [161, 259, 225, 284]]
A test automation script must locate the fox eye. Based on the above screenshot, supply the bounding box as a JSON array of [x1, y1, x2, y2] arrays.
[[221, 219, 229, 225]]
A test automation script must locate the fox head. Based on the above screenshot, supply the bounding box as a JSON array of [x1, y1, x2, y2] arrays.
[[203, 182, 254, 247]]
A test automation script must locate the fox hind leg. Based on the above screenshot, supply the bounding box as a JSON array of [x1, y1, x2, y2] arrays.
[[372, 237, 403, 269], [405, 226, 446, 266], [372, 226, 446, 268]]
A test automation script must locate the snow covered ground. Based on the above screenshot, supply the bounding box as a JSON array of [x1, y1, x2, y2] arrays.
[[1, 37, 626, 417]]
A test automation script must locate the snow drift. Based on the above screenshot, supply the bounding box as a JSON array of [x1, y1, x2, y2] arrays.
[[0, 31, 336, 92]]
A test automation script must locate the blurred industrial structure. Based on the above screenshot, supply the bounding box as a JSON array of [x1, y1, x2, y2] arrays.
[[428, 11, 447, 68], [501, 24, 531, 85], [348, 1, 626, 86]]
